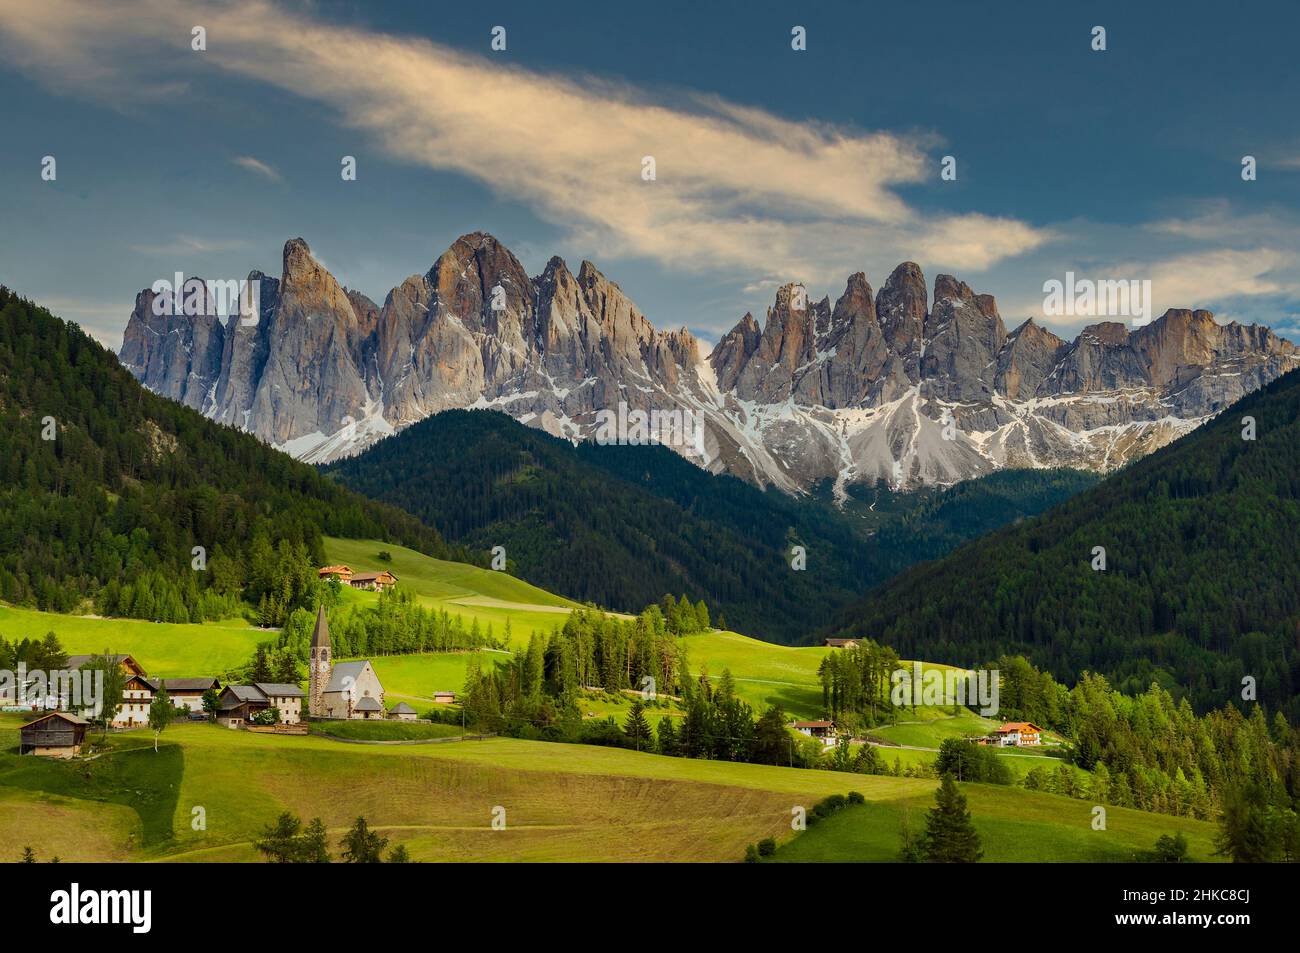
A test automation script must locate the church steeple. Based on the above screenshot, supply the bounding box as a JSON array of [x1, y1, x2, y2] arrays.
[[311, 603, 331, 651], [308, 604, 332, 718]]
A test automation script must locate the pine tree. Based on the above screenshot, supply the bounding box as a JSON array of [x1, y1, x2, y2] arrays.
[[624, 699, 651, 751], [254, 812, 304, 863], [340, 816, 388, 863], [299, 818, 332, 863], [923, 776, 983, 863], [656, 716, 679, 756]]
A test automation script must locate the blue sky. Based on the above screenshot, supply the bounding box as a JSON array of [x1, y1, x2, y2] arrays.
[[1, 0, 1298, 348]]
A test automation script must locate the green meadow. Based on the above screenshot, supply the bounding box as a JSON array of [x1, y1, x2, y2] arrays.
[[0, 535, 1139, 863], [768, 786, 1222, 863], [0, 713, 1205, 864], [324, 537, 581, 644], [0, 603, 264, 678]]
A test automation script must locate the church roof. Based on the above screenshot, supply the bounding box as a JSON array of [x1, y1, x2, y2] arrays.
[[353, 696, 382, 712], [323, 660, 371, 694], [310, 604, 330, 651]]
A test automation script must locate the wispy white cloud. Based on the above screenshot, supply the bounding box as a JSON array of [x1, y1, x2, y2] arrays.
[[127, 235, 253, 255], [231, 155, 282, 182], [0, 0, 1047, 284]]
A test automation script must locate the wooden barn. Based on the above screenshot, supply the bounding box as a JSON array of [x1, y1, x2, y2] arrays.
[[20, 711, 89, 758]]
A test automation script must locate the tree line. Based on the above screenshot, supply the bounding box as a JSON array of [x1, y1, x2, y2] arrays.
[[0, 288, 464, 627]]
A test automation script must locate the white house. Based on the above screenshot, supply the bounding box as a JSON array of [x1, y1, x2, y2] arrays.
[[253, 683, 305, 724], [791, 720, 839, 747]]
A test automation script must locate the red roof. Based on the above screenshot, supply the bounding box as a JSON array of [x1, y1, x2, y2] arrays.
[[996, 722, 1041, 733]]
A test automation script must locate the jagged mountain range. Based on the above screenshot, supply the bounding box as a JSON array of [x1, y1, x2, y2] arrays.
[[119, 233, 1299, 493]]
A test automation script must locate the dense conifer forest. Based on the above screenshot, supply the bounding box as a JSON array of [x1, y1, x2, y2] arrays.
[[830, 368, 1300, 720], [0, 288, 461, 625], [325, 408, 1093, 642]]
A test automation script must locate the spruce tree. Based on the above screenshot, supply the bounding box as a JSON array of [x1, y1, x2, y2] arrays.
[[624, 699, 651, 751], [923, 775, 983, 863]]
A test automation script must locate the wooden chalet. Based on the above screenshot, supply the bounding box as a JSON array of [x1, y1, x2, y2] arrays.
[[215, 685, 271, 728], [348, 570, 398, 593], [20, 711, 89, 758]]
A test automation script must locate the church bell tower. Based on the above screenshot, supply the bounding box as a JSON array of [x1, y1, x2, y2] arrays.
[[309, 604, 331, 718]]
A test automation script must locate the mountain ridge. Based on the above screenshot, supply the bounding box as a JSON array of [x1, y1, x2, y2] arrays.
[[120, 233, 1299, 492]]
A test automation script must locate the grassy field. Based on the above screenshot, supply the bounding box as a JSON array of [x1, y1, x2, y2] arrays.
[[0, 712, 1206, 864], [768, 785, 1223, 863], [0, 713, 927, 862], [0, 604, 265, 678], [324, 537, 582, 645], [0, 537, 1117, 864], [4, 537, 1071, 784], [308, 720, 466, 741]]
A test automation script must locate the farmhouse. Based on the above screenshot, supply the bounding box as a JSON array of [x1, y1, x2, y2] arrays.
[[791, 720, 838, 745], [318, 564, 354, 582], [60, 655, 156, 727], [214, 683, 305, 727], [19, 711, 89, 758], [216, 685, 270, 728], [254, 683, 305, 723], [158, 677, 220, 713], [307, 605, 388, 720], [388, 702, 417, 721], [431, 691, 456, 705], [824, 638, 860, 649], [349, 570, 398, 593], [990, 722, 1042, 747], [117, 674, 157, 728]]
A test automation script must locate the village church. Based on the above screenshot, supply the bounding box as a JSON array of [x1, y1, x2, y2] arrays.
[[308, 605, 387, 719]]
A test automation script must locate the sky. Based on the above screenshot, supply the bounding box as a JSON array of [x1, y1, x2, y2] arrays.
[[1, 0, 1298, 350]]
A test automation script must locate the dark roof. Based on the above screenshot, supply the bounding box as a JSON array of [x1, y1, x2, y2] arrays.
[[324, 660, 372, 693], [21, 710, 89, 729], [254, 682, 305, 698], [65, 654, 140, 672], [219, 685, 269, 709], [351, 571, 397, 582], [389, 702, 416, 714], [160, 677, 220, 692], [353, 696, 382, 712], [310, 604, 330, 651]]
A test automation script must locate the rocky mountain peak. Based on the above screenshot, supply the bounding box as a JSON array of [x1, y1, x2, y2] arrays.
[[121, 234, 1300, 491]]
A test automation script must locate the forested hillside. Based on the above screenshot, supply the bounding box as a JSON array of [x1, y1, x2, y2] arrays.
[[829, 368, 1300, 718], [325, 408, 1092, 642], [0, 288, 461, 624]]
